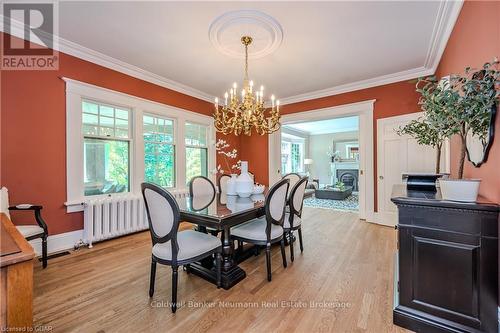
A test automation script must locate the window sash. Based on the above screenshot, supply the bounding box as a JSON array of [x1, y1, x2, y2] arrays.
[[83, 137, 130, 196], [82, 99, 131, 140], [143, 114, 176, 188], [185, 122, 208, 148]]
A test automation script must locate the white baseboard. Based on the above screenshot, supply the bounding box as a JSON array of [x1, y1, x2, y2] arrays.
[[29, 229, 83, 256]]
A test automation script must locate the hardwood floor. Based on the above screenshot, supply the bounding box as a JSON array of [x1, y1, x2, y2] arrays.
[[33, 208, 411, 333]]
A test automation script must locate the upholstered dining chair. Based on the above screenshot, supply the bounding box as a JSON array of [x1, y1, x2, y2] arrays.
[[284, 177, 308, 262], [217, 174, 231, 194], [231, 178, 290, 282], [1, 187, 49, 268], [141, 182, 222, 313], [282, 173, 301, 195], [189, 176, 218, 235], [188, 176, 216, 198]]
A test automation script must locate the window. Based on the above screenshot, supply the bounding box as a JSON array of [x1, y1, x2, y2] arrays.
[[143, 114, 175, 187], [185, 122, 208, 183], [66, 79, 215, 212], [82, 100, 130, 196], [281, 140, 304, 174]]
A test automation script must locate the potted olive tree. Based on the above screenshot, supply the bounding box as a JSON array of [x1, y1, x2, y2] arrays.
[[425, 60, 500, 201], [397, 117, 445, 174]]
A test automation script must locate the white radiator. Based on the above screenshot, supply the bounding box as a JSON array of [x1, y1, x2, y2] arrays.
[[83, 190, 189, 247]]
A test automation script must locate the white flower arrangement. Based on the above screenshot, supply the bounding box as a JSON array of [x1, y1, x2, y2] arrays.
[[213, 139, 240, 174]]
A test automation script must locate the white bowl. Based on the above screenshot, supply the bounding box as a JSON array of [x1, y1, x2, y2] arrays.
[[252, 185, 265, 194]]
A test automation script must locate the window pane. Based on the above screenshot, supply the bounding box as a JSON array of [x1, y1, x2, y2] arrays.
[[82, 101, 130, 140], [143, 114, 176, 187], [144, 148, 175, 188], [84, 138, 129, 196], [82, 101, 98, 114], [185, 122, 207, 147], [100, 127, 114, 137], [100, 105, 114, 117], [115, 109, 129, 120], [100, 116, 114, 127], [186, 147, 207, 184], [83, 113, 98, 125], [83, 124, 98, 136]]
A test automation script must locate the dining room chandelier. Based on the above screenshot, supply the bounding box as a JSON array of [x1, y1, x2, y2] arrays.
[[213, 36, 281, 136]]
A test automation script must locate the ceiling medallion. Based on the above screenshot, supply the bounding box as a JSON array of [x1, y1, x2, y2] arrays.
[[213, 35, 280, 136], [209, 10, 283, 59]]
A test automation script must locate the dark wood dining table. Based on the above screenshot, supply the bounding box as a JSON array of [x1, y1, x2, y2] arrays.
[[175, 191, 267, 290]]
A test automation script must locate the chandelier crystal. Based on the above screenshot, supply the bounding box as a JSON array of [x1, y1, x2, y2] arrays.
[[214, 36, 281, 136]]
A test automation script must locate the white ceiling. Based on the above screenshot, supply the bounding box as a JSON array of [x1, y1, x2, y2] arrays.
[[283, 116, 359, 135], [5, 1, 463, 104]]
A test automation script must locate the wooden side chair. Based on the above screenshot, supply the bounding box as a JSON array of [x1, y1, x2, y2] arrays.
[[285, 177, 308, 262], [141, 183, 222, 313], [1, 187, 49, 268], [231, 178, 290, 282]]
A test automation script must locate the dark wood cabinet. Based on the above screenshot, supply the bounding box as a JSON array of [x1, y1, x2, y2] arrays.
[[392, 185, 498, 333]]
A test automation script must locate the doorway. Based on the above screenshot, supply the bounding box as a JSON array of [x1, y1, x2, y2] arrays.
[[269, 100, 375, 221], [376, 113, 450, 226]]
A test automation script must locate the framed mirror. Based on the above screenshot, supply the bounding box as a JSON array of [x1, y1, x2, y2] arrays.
[[466, 103, 496, 167]]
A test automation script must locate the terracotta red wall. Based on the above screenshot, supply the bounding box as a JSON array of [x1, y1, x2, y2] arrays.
[[435, 0, 500, 203], [1, 33, 239, 235], [241, 80, 420, 211]]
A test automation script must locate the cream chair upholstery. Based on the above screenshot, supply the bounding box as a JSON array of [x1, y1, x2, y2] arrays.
[[142, 182, 222, 313], [231, 178, 290, 282]]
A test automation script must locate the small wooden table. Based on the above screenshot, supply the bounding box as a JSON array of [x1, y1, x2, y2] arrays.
[[176, 192, 266, 289], [0, 213, 35, 330]]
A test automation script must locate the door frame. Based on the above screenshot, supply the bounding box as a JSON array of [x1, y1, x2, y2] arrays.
[[375, 113, 450, 226], [269, 99, 375, 222]]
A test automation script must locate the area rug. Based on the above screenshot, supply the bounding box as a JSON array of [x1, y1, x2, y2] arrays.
[[303, 194, 359, 212]]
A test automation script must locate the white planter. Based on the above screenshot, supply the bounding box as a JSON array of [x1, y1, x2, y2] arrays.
[[439, 179, 481, 202], [226, 174, 238, 196], [235, 161, 254, 198]]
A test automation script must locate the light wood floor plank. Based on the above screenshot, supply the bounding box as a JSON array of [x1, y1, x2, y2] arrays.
[[33, 208, 412, 333]]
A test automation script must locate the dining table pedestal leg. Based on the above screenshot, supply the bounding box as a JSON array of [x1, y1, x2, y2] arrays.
[[186, 227, 246, 290]]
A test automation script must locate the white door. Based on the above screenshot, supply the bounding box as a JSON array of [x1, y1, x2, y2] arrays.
[[268, 128, 282, 185], [377, 113, 449, 226]]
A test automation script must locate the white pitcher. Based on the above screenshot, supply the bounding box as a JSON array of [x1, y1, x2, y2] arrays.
[[227, 174, 238, 196], [235, 161, 254, 198]]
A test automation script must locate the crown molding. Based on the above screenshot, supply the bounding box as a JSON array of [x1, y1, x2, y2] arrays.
[[278, 66, 434, 106], [278, 0, 463, 106], [1, 16, 215, 103], [1, 0, 463, 107]]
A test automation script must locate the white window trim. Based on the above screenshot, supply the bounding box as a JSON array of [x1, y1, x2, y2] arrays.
[[64, 78, 216, 213]]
